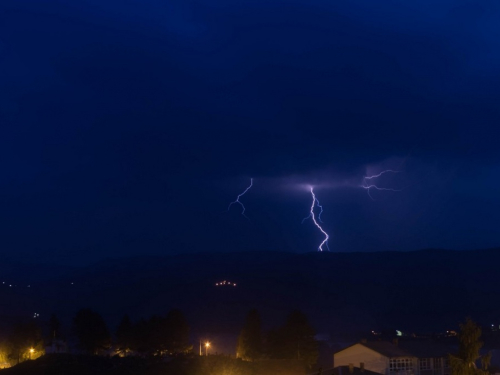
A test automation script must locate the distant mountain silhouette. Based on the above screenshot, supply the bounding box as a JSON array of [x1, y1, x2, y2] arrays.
[[2, 248, 500, 341]]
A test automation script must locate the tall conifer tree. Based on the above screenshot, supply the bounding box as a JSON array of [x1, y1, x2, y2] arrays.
[[237, 309, 262, 361], [450, 318, 491, 375]]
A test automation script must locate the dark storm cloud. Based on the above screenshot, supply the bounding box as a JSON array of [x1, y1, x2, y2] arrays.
[[3, 0, 500, 178], [1, 0, 500, 261]]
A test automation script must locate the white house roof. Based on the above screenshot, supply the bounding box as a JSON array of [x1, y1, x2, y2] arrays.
[[336, 341, 454, 359], [361, 342, 413, 358]]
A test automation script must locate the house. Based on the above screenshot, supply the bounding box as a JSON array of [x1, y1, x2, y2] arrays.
[[334, 340, 453, 375], [45, 339, 68, 354]]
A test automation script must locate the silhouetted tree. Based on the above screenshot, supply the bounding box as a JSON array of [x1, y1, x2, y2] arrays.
[[266, 310, 318, 368], [450, 318, 491, 375], [6, 320, 44, 364], [0, 340, 8, 365], [165, 309, 191, 354], [49, 313, 61, 339], [115, 314, 133, 356], [237, 309, 262, 361], [130, 318, 150, 354], [148, 315, 168, 355], [73, 308, 111, 354], [115, 310, 190, 356]]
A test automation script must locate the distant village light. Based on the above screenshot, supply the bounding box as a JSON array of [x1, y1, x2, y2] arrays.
[[215, 280, 237, 287]]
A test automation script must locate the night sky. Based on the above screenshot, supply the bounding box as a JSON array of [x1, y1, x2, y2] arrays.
[[1, 0, 500, 264]]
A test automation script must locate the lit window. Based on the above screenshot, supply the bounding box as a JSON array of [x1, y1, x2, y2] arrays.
[[390, 358, 414, 373], [420, 358, 431, 371]]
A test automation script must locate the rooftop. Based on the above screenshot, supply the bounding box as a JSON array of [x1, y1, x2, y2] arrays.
[[336, 340, 455, 359]]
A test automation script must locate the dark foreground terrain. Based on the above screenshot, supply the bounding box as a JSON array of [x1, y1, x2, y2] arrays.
[[0, 354, 306, 375]]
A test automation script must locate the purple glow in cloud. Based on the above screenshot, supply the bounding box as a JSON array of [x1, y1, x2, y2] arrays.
[[228, 178, 253, 219]]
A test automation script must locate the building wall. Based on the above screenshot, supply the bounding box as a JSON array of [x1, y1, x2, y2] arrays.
[[45, 340, 68, 354], [334, 344, 389, 375], [389, 357, 417, 375], [417, 357, 449, 375]]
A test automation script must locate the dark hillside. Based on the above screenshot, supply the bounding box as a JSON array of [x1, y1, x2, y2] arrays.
[[2, 248, 499, 341]]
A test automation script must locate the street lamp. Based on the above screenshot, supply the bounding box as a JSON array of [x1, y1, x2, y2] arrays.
[[29, 348, 34, 360], [205, 342, 210, 356]]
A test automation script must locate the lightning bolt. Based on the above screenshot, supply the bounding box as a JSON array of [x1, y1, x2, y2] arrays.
[[362, 170, 402, 200], [363, 170, 400, 180], [228, 178, 253, 219], [301, 194, 325, 224], [316, 198, 325, 223], [303, 187, 329, 252]]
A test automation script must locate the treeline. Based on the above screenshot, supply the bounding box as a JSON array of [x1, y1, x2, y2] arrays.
[[0, 320, 44, 365], [0, 308, 190, 366], [114, 310, 190, 356], [72, 308, 191, 356], [1, 307, 319, 370], [236, 309, 318, 368]]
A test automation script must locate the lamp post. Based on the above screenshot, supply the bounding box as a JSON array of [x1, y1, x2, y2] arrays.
[[29, 348, 34, 360], [205, 342, 210, 356]]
